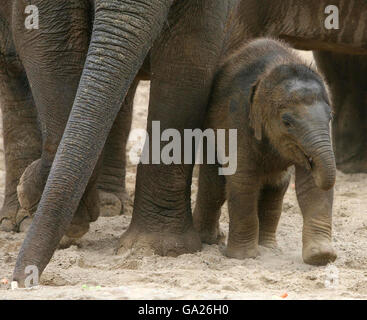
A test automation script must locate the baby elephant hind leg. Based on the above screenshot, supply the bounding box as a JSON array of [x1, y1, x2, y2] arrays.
[[295, 165, 337, 266], [193, 163, 226, 245], [225, 179, 260, 259], [258, 177, 290, 249]]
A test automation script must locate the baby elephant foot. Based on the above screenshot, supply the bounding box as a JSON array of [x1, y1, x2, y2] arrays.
[[59, 236, 79, 249], [117, 224, 202, 257], [225, 242, 259, 260], [194, 223, 225, 245], [259, 232, 278, 249], [303, 239, 337, 266], [192, 209, 224, 245], [64, 183, 100, 241], [59, 224, 88, 249], [99, 190, 122, 217], [199, 228, 225, 245]]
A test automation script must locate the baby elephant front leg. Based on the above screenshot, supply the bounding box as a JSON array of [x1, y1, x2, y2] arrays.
[[295, 165, 336, 266], [226, 181, 259, 259]]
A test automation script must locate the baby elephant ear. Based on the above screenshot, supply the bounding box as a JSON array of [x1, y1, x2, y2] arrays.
[[249, 81, 262, 141]]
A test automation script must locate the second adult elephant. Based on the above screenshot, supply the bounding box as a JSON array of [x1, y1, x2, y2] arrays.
[[313, 52, 367, 173]]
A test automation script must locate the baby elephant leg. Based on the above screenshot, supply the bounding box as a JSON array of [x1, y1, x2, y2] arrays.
[[258, 178, 290, 248], [295, 165, 337, 266], [226, 179, 259, 259], [193, 163, 226, 244]]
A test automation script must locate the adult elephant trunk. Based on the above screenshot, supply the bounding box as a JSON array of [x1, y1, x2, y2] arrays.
[[13, 0, 173, 286], [302, 129, 336, 191]]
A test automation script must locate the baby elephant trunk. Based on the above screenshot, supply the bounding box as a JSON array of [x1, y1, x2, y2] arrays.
[[303, 130, 336, 191]]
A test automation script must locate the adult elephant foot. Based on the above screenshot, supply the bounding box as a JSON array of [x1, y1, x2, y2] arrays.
[[117, 223, 202, 257], [17, 159, 44, 216], [0, 159, 43, 232], [98, 190, 122, 217], [98, 189, 132, 217], [0, 171, 40, 233], [302, 238, 337, 266], [16, 158, 100, 241], [0, 201, 21, 232]]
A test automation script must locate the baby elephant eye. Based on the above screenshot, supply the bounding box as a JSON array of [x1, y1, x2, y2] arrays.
[[282, 114, 294, 128]]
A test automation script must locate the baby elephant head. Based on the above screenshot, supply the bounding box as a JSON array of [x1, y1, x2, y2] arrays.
[[250, 63, 336, 191]]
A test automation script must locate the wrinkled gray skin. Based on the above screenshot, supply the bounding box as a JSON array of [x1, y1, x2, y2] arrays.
[[193, 38, 336, 265], [0, 0, 363, 285], [0, 0, 135, 234]]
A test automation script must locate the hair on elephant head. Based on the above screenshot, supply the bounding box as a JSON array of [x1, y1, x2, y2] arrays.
[[252, 64, 334, 190]]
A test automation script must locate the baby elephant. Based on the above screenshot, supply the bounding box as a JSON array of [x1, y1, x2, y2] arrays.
[[193, 38, 337, 265]]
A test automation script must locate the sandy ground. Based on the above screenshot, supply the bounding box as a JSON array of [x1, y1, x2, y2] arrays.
[[1, 52, 367, 300]]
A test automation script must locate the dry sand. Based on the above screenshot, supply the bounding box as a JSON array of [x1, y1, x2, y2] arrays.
[[1, 52, 367, 300]]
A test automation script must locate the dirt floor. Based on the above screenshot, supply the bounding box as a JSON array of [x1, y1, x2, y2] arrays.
[[1, 52, 367, 300]]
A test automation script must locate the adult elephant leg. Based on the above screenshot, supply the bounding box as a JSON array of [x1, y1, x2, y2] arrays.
[[258, 178, 290, 249], [118, 1, 229, 256], [13, 0, 175, 286], [12, 0, 96, 236], [0, 44, 41, 232], [314, 51, 367, 173], [98, 78, 138, 217], [192, 163, 226, 245], [295, 165, 337, 266]]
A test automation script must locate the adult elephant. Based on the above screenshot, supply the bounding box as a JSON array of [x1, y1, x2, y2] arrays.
[[9, 0, 367, 285], [0, 0, 135, 233], [11, 0, 222, 286], [313, 53, 367, 173]]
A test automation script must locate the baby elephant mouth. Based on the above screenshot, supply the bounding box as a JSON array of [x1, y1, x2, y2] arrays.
[[304, 154, 314, 171]]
